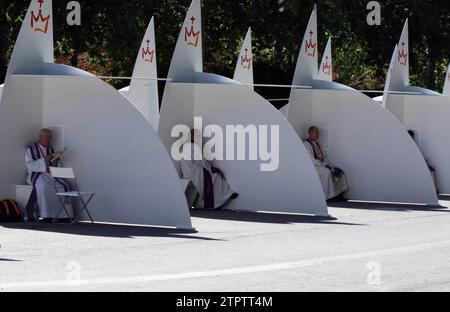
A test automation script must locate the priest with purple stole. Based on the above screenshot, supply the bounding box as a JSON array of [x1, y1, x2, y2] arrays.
[[25, 128, 72, 222], [304, 126, 349, 201], [180, 130, 238, 210]]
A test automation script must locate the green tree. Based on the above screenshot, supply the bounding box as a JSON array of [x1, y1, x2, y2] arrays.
[[0, 0, 449, 99]]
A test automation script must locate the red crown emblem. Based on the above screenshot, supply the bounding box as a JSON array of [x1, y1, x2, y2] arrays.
[[322, 56, 331, 75], [31, 0, 51, 34], [185, 16, 200, 47], [398, 42, 408, 66], [305, 31, 317, 57], [141, 39, 155, 63], [241, 48, 252, 70]]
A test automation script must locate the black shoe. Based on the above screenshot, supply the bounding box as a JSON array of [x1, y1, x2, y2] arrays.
[[327, 197, 339, 203], [327, 194, 348, 203], [230, 193, 239, 200], [39, 218, 53, 223], [55, 218, 72, 224]]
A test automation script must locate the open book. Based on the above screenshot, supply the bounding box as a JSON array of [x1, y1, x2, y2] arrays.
[[50, 147, 67, 162]]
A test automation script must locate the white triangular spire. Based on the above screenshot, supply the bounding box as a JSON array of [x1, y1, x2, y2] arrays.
[[318, 37, 332, 81], [384, 20, 409, 92], [443, 62, 450, 95], [292, 5, 318, 86], [233, 28, 254, 88], [128, 17, 160, 130], [382, 44, 398, 107], [6, 0, 54, 76], [166, 0, 202, 82], [396, 20, 409, 86]]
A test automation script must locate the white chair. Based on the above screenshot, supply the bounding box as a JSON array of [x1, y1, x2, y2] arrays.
[[49, 167, 95, 224]]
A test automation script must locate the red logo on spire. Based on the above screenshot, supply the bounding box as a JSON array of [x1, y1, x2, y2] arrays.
[[185, 16, 200, 47], [241, 48, 252, 70], [305, 31, 317, 57], [141, 39, 155, 63], [31, 0, 51, 34], [398, 42, 408, 66], [322, 56, 331, 75]]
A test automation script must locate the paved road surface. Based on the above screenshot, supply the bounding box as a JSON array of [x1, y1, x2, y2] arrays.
[[1, 199, 450, 292]]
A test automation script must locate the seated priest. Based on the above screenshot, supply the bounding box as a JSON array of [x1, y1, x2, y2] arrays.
[[180, 130, 239, 210], [304, 126, 349, 201], [25, 128, 73, 222], [408, 130, 438, 194]]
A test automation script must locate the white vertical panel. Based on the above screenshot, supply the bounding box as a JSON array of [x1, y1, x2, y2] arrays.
[[387, 94, 450, 194], [128, 17, 160, 130], [6, 0, 53, 76], [166, 0, 202, 82], [318, 37, 332, 82], [233, 28, 254, 88], [291, 5, 318, 86], [289, 88, 439, 205], [443, 62, 450, 96], [0, 0, 193, 229], [384, 20, 409, 93], [42, 74, 193, 229]]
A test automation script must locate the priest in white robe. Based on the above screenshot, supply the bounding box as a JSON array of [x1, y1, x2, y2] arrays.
[[304, 126, 349, 201], [180, 130, 238, 210], [25, 128, 73, 222]]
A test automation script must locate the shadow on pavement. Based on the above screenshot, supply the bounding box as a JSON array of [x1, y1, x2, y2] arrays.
[[0, 258, 22, 262], [438, 195, 450, 201], [329, 200, 449, 212], [191, 209, 365, 226], [0, 222, 221, 241]]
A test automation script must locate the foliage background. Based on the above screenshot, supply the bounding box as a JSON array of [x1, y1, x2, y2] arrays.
[[0, 0, 449, 107]]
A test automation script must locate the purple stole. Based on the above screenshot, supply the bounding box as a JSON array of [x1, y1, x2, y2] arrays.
[[306, 139, 324, 162], [202, 167, 224, 209], [27, 143, 71, 217], [202, 169, 214, 209]]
